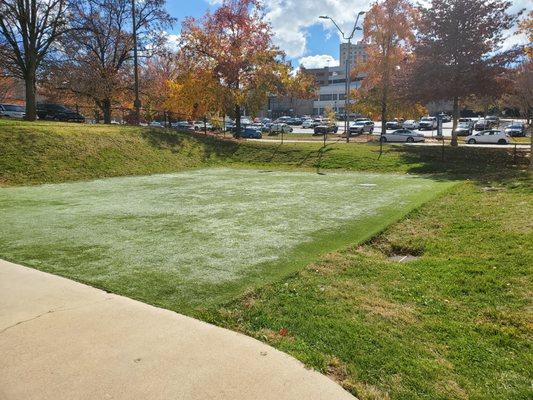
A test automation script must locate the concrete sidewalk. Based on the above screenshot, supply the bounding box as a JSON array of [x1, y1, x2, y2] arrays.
[[0, 259, 354, 400]]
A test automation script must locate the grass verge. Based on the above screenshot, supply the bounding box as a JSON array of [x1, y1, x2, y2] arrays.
[[0, 119, 529, 186], [200, 181, 532, 400]]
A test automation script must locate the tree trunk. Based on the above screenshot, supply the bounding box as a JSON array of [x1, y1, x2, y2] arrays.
[[102, 99, 112, 124], [451, 96, 459, 147], [529, 124, 532, 171], [24, 69, 37, 121], [235, 104, 241, 138]]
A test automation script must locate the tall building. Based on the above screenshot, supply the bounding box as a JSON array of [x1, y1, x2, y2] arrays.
[[259, 42, 368, 117], [340, 41, 368, 69]]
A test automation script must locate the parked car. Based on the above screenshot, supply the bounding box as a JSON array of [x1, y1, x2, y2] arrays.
[[474, 118, 496, 131], [403, 120, 419, 130], [36, 103, 85, 122], [234, 127, 262, 139], [0, 103, 26, 118], [485, 115, 500, 125], [454, 121, 474, 136], [418, 116, 438, 130], [438, 113, 452, 123], [314, 124, 338, 135], [386, 119, 403, 130], [379, 129, 425, 143], [270, 123, 293, 134], [286, 117, 303, 126], [465, 130, 510, 145], [274, 116, 292, 124], [302, 119, 317, 129], [172, 121, 194, 130], [193, 121, 214, 131], [504, 123, 526, 137], [349, 120, 375, 134], [149, 121, 164, 128]]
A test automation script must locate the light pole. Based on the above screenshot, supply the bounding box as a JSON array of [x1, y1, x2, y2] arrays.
[[320, 11, 365, 143], [131, 0, 141, 125]]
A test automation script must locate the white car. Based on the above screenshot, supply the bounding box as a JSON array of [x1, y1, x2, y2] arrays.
[[418, 116, 438, 130], [403, 119, 419, 130], [302, 119, 317, 129], [465, 130, 510, 145], [380, 129, 425, 143], [270, 123, 293, 134], [0, 104, 26, 118]]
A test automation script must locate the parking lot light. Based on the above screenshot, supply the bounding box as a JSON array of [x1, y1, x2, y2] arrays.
[[319, 11, 365, 143]]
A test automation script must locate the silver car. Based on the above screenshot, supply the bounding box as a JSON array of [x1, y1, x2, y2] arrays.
[[0, 104, 26, 118], [380, 129, 425, 143]]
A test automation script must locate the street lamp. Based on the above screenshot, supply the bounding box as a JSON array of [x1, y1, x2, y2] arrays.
[[320, 11, 365, 143], [131, 0, 141, 125]]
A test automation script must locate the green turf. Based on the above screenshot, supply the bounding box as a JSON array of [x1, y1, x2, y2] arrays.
[[202, 181, 532, 400], [0, 167, 453, 310]]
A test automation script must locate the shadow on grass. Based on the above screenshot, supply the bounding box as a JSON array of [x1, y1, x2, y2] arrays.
[[141, 129, 530, 185]]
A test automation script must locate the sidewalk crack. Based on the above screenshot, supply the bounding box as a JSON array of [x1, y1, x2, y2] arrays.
[[0, 297, 113, 335]]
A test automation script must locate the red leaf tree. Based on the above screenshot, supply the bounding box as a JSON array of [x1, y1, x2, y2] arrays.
[[179, 0, 285, 136]]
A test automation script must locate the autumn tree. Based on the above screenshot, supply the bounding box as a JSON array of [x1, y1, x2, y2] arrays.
[[47, 0, 173, 124], [141, 52, 181, 123], [350, 86, 427, 122], [179, 0, 286, 136], [356, 0, 416, 138], [519, 11, 533, 59], [408, 0, 519, 145], [0, 0, 70, 120], [0, 73, 17, 102], [280, 67, 317, 114]]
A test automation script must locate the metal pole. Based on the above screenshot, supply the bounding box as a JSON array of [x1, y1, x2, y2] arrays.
[[132, 0, 141, 125], [345, 38, 350, 143]]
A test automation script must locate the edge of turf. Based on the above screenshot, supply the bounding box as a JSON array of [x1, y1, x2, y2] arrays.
[[182, 175, 458, 312], [0, 168, 458, 315]]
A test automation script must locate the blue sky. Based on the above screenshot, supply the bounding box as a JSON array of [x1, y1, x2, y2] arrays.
[[165, 0, 357, 68], [165, 0, 529, 69]]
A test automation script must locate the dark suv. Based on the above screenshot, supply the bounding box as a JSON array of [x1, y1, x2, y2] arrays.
[[37, 103, 85, 122]]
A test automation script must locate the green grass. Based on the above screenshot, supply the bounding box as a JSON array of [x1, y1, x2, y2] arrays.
[[1, 119, 531, 399], [201, 181, 532, 400], [0, 168, 453, 310], [0, 119, 529, 186]]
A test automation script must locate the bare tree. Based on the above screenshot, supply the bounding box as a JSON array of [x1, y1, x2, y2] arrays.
[[46, 0, 174, 124], [0, 0, 70, 120]]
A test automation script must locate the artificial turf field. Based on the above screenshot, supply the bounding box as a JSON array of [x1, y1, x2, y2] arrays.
[[0, 167, 452, 310]]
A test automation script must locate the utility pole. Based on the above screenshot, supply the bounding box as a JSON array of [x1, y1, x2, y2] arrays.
[[132, 0, 141, 125], [320, 11, 365, 143]]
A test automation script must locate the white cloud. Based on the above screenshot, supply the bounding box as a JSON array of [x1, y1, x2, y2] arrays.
[[200, 0, 531, 59], [298, 54, 339, 68], [264, 0, 368, 58], [262, 0, 532, 58]]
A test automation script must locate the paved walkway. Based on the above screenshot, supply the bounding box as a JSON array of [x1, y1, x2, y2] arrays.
[[0, 259, 354, 400]]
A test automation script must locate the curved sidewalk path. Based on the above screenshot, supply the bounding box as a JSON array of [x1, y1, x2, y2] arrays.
[[0, 260, 354, 400]]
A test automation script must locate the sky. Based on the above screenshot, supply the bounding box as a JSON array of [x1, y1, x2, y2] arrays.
[[166, 0, 531, 69]]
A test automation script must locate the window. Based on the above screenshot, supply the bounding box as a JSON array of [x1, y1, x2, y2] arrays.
[[338, 93, 346, 100], [319, 94, 334, 101]]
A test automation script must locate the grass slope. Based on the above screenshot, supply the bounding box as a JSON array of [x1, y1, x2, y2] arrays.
[[0, 168, 453, 310], [202, 181, 533, 400], [0, 119, 529, 186]]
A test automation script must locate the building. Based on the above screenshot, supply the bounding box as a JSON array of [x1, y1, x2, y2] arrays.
[[259, 42, 368, 118], [340, 41, 368, 70], [303, 65, 363, 116]]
